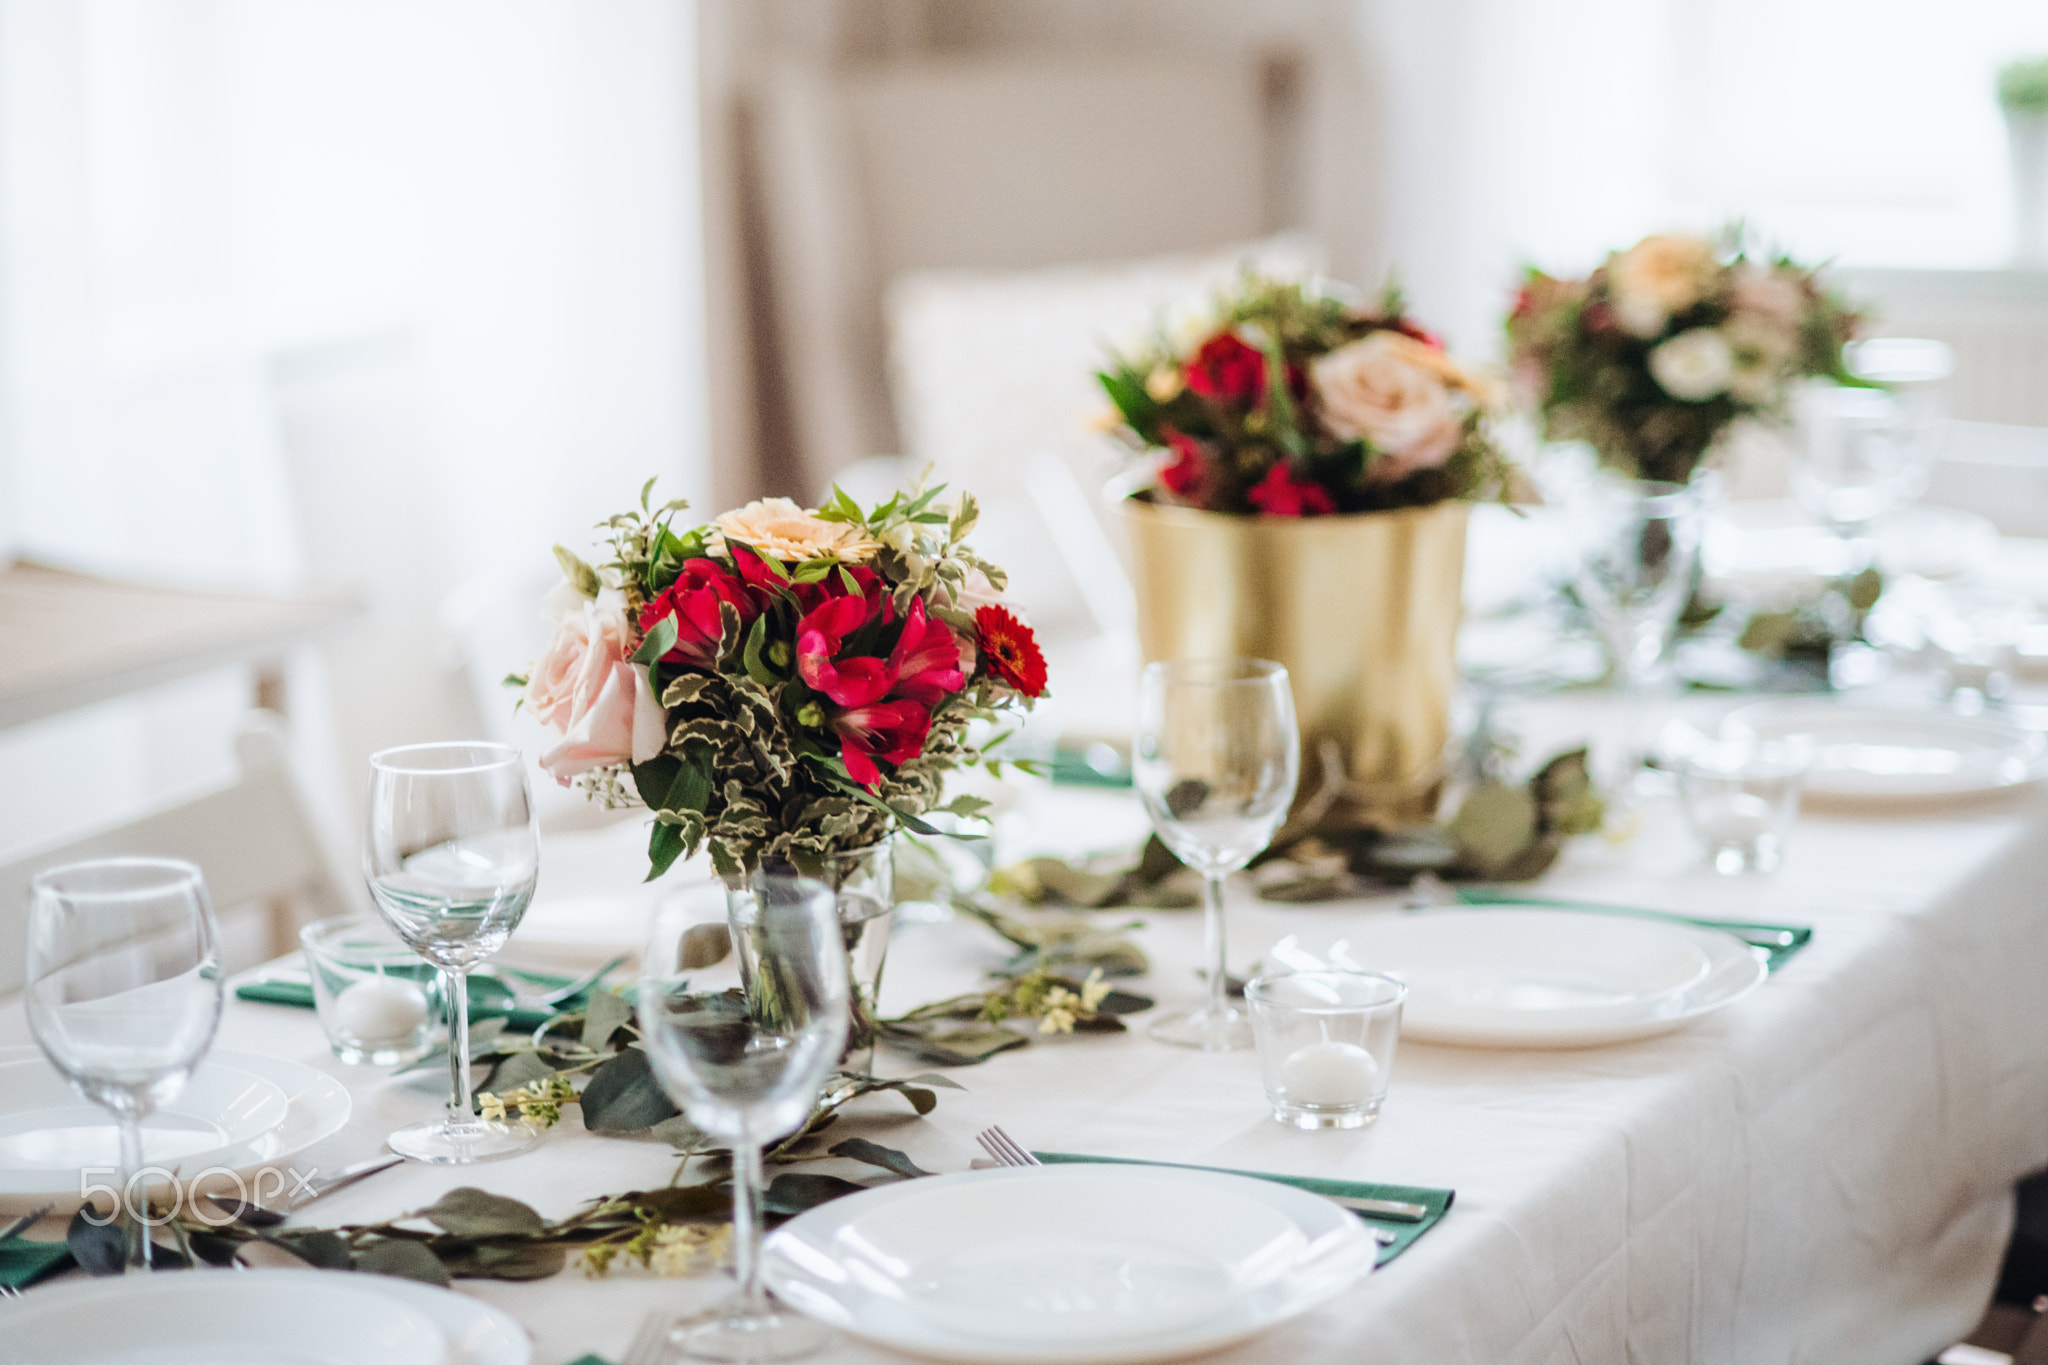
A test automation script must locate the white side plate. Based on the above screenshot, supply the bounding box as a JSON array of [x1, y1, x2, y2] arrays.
[[763, 1165, 1375, 1365], [1726, 699, 2048, 804], [1322, 909, 1768, 1049]]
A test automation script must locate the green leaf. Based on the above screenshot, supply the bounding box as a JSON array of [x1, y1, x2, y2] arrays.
[[418, 1187, 546, 1238], [762, 1173, 868, 1216], [837, 565, 862, 596], [634, 750, 712, 815], [679, 921, 733, 970], [647, 821, 688, 882], [1449, 781, 1539, 877], [630, 613, 678, 667], [581, 987, 634, 1052], [880, 1021, 1029, 1066], [487, 1048, 554, 1093], [741, 614, 779, 687], [551, 544, 601, 598], [269, 1229, 353, 1270], [439, 1241, 566, 1281], [829, 1137, 932, 1178], [355, 1238, 452, 1286], [580, 1047, 681, 1134]]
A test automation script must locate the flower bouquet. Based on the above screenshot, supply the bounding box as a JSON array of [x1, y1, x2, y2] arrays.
[[1096, 276, 1508, 823], [515, 480, 1046, 884], [1505, 230, 1863, 484]]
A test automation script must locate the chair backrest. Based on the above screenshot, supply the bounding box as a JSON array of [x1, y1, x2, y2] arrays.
[[749, 49, 1305, 493], [0, 711, 370, 997]]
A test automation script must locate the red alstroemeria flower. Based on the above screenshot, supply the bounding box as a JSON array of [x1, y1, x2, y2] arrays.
[[1184, 332, 1267, 404], [638, 559, 756, 669], [974, 604, 1048, 698], [1159, 429, 1207, 501], [887, 598, 965, 705], [833, 699, 931, 788], [791, 562, 891, 622], [1390, 319, 1444, 350], [1246, 463, 1336, 518], [796, 593, 892, 706]]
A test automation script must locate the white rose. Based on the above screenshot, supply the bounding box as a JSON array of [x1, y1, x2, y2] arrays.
[[1647, 328, 1735, 402], [1309, 331, 1470, 483], [1723, 315, 1793, 405]]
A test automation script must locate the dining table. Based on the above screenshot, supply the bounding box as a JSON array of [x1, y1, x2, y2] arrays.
[[8, 671, 2048, 1365]]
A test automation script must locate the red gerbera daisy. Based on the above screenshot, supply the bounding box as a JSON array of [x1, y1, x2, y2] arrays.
[[973, 605, 1048, 698]]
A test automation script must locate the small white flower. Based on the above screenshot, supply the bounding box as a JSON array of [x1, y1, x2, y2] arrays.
[[1647, 328, 1735, 402]]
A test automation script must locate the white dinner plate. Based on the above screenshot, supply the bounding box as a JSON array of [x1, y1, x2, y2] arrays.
[[762, 1165, 1375, 1365], [1319, 909, 1767, 1049], [0, 1055, 286, 1187], [1725, 699, 2048, 805], [0, 1268, 449, 1365], [349, 1276, 533, 1365], [0, 1048, 351, 1214]]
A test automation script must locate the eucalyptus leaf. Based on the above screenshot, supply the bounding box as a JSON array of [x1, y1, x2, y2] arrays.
[[487, 1048, 555, 1094], [67, 1203, 123, 1276], [678, 922, 733, 970], [762, 1173, 867, 1217], [1449, 781, 1538, 878], [580, 1046, 682, 1134], [581, 987, 634, 1052], [270, 1228, 353, 1270], [354, 1237, 452, 1286], [881, 1021, 1029, 1066], [440, 1241, 566, 1281], [828, 1137, 932, 1179], [419, 1187, 546, 1238]]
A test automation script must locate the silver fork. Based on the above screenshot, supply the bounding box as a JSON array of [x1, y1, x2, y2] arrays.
[[974, 1124, 1398, 1245]]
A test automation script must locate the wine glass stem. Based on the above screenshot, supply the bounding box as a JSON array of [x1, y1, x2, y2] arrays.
[[730, 1137, 767, 1309], [443, 965, 473, 1127], [1202, 872, 1228, 1019], [117, 1109, 149, 1271]]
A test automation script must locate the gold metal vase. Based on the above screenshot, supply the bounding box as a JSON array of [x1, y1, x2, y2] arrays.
[[1123, 496, 1468, 825]]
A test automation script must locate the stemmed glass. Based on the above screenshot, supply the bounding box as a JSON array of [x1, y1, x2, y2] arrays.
[[637, 876, 848, 1363], [1572, 480, 1703, 799], [1791, 343, 1949, 574], [365, 742, 539, 1164], [26, 857, 224, 1271], [1133, 658, 1300, 1052]]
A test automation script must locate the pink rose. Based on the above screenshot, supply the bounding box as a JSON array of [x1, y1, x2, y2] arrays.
[[526, 598, 666, 784], [1309, 331, 1469, 484]]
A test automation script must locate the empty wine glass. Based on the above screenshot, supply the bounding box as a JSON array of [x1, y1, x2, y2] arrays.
[[1134, 658, 1300, 1052], [637, 876, 849, 1363], [1572, 480, 1703, 799], [365, 742, 539, 1164], [26, 857, 224, 1271]]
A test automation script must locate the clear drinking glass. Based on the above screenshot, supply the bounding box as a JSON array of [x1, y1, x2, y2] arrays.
[[1668, 728, 1811, 875], [365, 742, 539, 1164], [1134, 658, 1300, 1052], [25, 857, 224, 1271], [300, 916, 440, 1065], [1572, 480, 1703, 798], [1245, 971, 1405, 1130], [637, 876, 849, 1363]]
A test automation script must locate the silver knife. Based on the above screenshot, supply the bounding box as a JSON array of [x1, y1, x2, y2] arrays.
[[1325, 1193, 1429, 1222]]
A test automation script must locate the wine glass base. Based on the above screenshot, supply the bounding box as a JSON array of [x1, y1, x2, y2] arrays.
[[631, 1299, 832, 1363], [1150, 1005, 1254, 1052], [388, 1117, 537, 1165]]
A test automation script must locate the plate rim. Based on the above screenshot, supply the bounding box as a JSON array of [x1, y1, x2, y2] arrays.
[[1725, 698, 2048, 802], [0, 1054, 290, 1178], [762, 1164, 1375, 1365], [1336, 908, 1769, 1049]]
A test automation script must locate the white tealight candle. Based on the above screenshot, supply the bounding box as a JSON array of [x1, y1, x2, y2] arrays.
[[1279, 1040, 1380, 1107], [334, 975, 430, 1046]]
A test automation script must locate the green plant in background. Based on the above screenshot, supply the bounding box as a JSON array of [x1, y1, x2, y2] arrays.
[[1999, 56, 2048, 114]]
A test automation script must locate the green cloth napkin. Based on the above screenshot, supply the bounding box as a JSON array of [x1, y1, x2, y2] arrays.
[[234, 970, 582, 1035], [0, 1238, 73, 1289], [1033, 1153, 1452, 1267], [1451, 888, 1813, 973]]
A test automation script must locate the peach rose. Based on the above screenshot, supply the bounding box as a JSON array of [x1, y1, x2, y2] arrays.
[[1609, 234, 1719, 337], [1310, 332, 1469, 484], [711, 498, 878, 562], [526, 596, 665, 784]]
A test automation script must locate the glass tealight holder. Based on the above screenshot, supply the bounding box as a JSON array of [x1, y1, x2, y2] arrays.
[[301, 916, 440, 1065], [1669, 729, 1811, 876], [1245, 971, 1405, 1130]]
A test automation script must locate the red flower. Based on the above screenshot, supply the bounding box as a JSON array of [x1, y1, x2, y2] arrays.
[[974, 605, 1048, 698], [887, 598, 965, 705], [638, 559, 756, 669], [1391, 319, 1444, 350], [1246, 463, 1336, 517], [796, 592, 890, 706], [833, 699, 931, 788], [1158, 430, 1207, 500], [1184, 332, 1267, 404]]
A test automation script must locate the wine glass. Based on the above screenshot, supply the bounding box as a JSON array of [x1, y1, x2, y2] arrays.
[[25, 857, 224, 1271], [636, 876, 848, 1363], [1133, 658, 1299, 1052], [1572, 480, 1703, 799], [365, 742, 539, 1164]]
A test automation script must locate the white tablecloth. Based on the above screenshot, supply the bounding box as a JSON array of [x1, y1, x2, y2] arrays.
[[16, 694, 2048, 1365]]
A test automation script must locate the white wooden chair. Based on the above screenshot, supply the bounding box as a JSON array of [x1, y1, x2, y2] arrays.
[[0, 710, 369, 997]]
